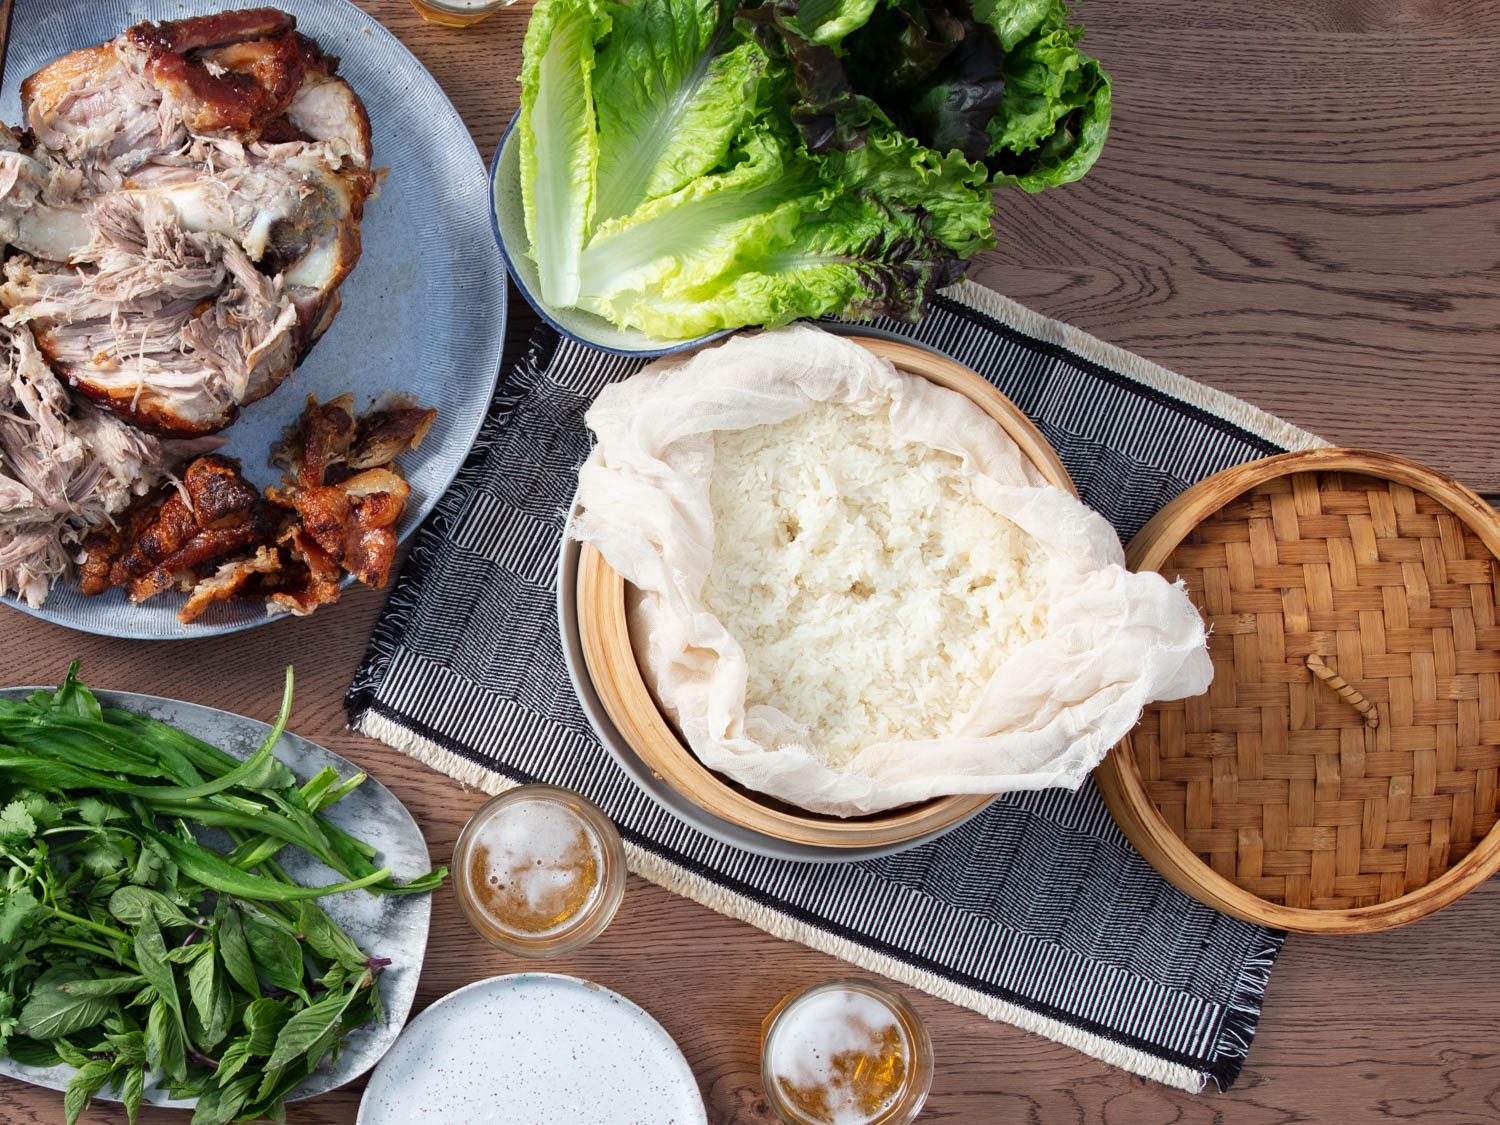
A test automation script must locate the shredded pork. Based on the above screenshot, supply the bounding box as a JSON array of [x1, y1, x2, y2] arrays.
[[0, 7, 373, 438], [0, 8, 377, 609], [0, 323, 165, 605]]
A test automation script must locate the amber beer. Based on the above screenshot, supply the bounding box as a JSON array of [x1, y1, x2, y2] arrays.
[[406, 0, 515, 27], [453, 786, 625, 956], [761, 981, 934, 1125]]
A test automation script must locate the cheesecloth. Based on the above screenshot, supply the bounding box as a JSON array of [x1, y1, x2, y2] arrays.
[[571, 325, 1211, 816]]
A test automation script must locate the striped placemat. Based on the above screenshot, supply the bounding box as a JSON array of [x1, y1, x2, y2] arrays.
[[347, 282, 1322, 1091]]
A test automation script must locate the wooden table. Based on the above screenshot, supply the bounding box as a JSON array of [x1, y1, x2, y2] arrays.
[[4, 1, 1500, 1121]]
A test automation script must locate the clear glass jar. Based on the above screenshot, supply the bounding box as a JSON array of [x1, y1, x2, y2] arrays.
[[761, 979, 934, 1125], [452, 785, 626, 958], [406, 0, 515, 28]]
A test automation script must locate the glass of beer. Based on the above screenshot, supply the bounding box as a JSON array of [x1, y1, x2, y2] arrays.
[[453, 785, 626, 957], [407, 0, 515, 28], [761, 979, 934, 1125]]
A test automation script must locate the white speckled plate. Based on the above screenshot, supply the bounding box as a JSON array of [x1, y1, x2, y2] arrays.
[[0, 687, 436, 1112], [357, 974, 707, 1125], [0, 0, 506, 639]]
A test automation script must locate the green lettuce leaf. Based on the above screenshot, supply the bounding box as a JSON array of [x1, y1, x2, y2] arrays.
[[579, 116, 992, 337], [592, 0, 770, 224], [576, 124, 823, 324], [824, 115, 994, 257], [970, 0, 1058, 50], [988, 54, 1109, 190], [519, 0, 610, 307], [976, 0, 1111, 190], [790, 0, 885, 45]]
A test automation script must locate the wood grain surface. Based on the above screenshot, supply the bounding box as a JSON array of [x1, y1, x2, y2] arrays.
[[2, 0, 1499, 1122]]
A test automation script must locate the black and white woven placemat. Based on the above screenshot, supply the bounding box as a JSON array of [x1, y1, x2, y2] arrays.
[[347, 282, 1320, 1091]]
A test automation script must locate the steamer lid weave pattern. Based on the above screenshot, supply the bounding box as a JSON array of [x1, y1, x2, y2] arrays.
[[1134, 466, 1500, 911], [347, 283, 1321, 1091]]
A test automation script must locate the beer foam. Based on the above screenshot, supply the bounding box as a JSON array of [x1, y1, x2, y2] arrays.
[[769, 990, 907, 1125], [468, 799, 602, 936]]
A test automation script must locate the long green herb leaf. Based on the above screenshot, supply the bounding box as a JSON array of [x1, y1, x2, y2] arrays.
[[0, 665, 445, 1122]]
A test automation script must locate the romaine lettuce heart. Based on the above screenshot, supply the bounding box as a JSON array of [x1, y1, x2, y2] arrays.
[[593, 0, 771, 224], [519, 0, 610, 308]]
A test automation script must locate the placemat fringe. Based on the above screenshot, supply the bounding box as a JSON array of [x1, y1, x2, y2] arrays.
[[356, 707, 1207, 1093], [1203, 928, 1283, 1091]]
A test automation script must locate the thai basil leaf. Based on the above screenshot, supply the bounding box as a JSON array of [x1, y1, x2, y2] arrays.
[[103, 1029, 147, 1064], [215, 907, 260, 999], [59, 975, 148, 999], [163, 942, 212, 965], [214, 1035, 255, 1084], [242, 997, 292, 1056], [240, 911, 306, 999], [187, 945, 232, 1048], [62, 1057, 114, 1125], [17, 977, 116, 1040], [5, 1035, 61, 1067], [295, 901, 368, 972], [109, 886, 190, 929], [264, 980, 364, 1074], [121, 1063, 146, 1124], [192, 1072, 259, 1125], [146, 995, 186, 1085]]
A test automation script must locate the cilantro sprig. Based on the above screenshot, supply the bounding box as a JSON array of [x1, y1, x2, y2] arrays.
[[0, 664, 446, 1124]]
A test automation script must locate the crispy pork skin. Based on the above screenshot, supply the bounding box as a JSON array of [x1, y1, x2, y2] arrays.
[[179, 544, 281, 622], [100, 454, 269, 603], [70, 394, 428, 621]]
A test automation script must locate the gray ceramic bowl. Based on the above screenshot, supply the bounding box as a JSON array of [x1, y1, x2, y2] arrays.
[[489, 115, 731, 358]]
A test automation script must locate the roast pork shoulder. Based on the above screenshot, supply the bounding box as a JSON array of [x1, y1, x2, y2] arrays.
[[0, 7, 374, 437]]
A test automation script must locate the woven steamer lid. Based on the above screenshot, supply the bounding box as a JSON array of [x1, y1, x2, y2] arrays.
[[1096, 448, 1500, 933]]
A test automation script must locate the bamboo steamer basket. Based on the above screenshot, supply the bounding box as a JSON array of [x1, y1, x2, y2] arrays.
[[1096, 448, 1500, 932], [576, 336, 1076, 849]]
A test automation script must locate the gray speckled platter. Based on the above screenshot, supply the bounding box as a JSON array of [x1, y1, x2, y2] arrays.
[[0, 0, 506, 639], [357, 974, 706, 1125], [0, 687, 436, 1111]]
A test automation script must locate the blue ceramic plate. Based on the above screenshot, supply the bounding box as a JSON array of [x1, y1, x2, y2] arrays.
[[0, 0, 506, 639]]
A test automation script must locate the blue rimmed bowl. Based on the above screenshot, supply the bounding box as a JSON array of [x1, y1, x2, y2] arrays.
[[489, 114, 732, 358]]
